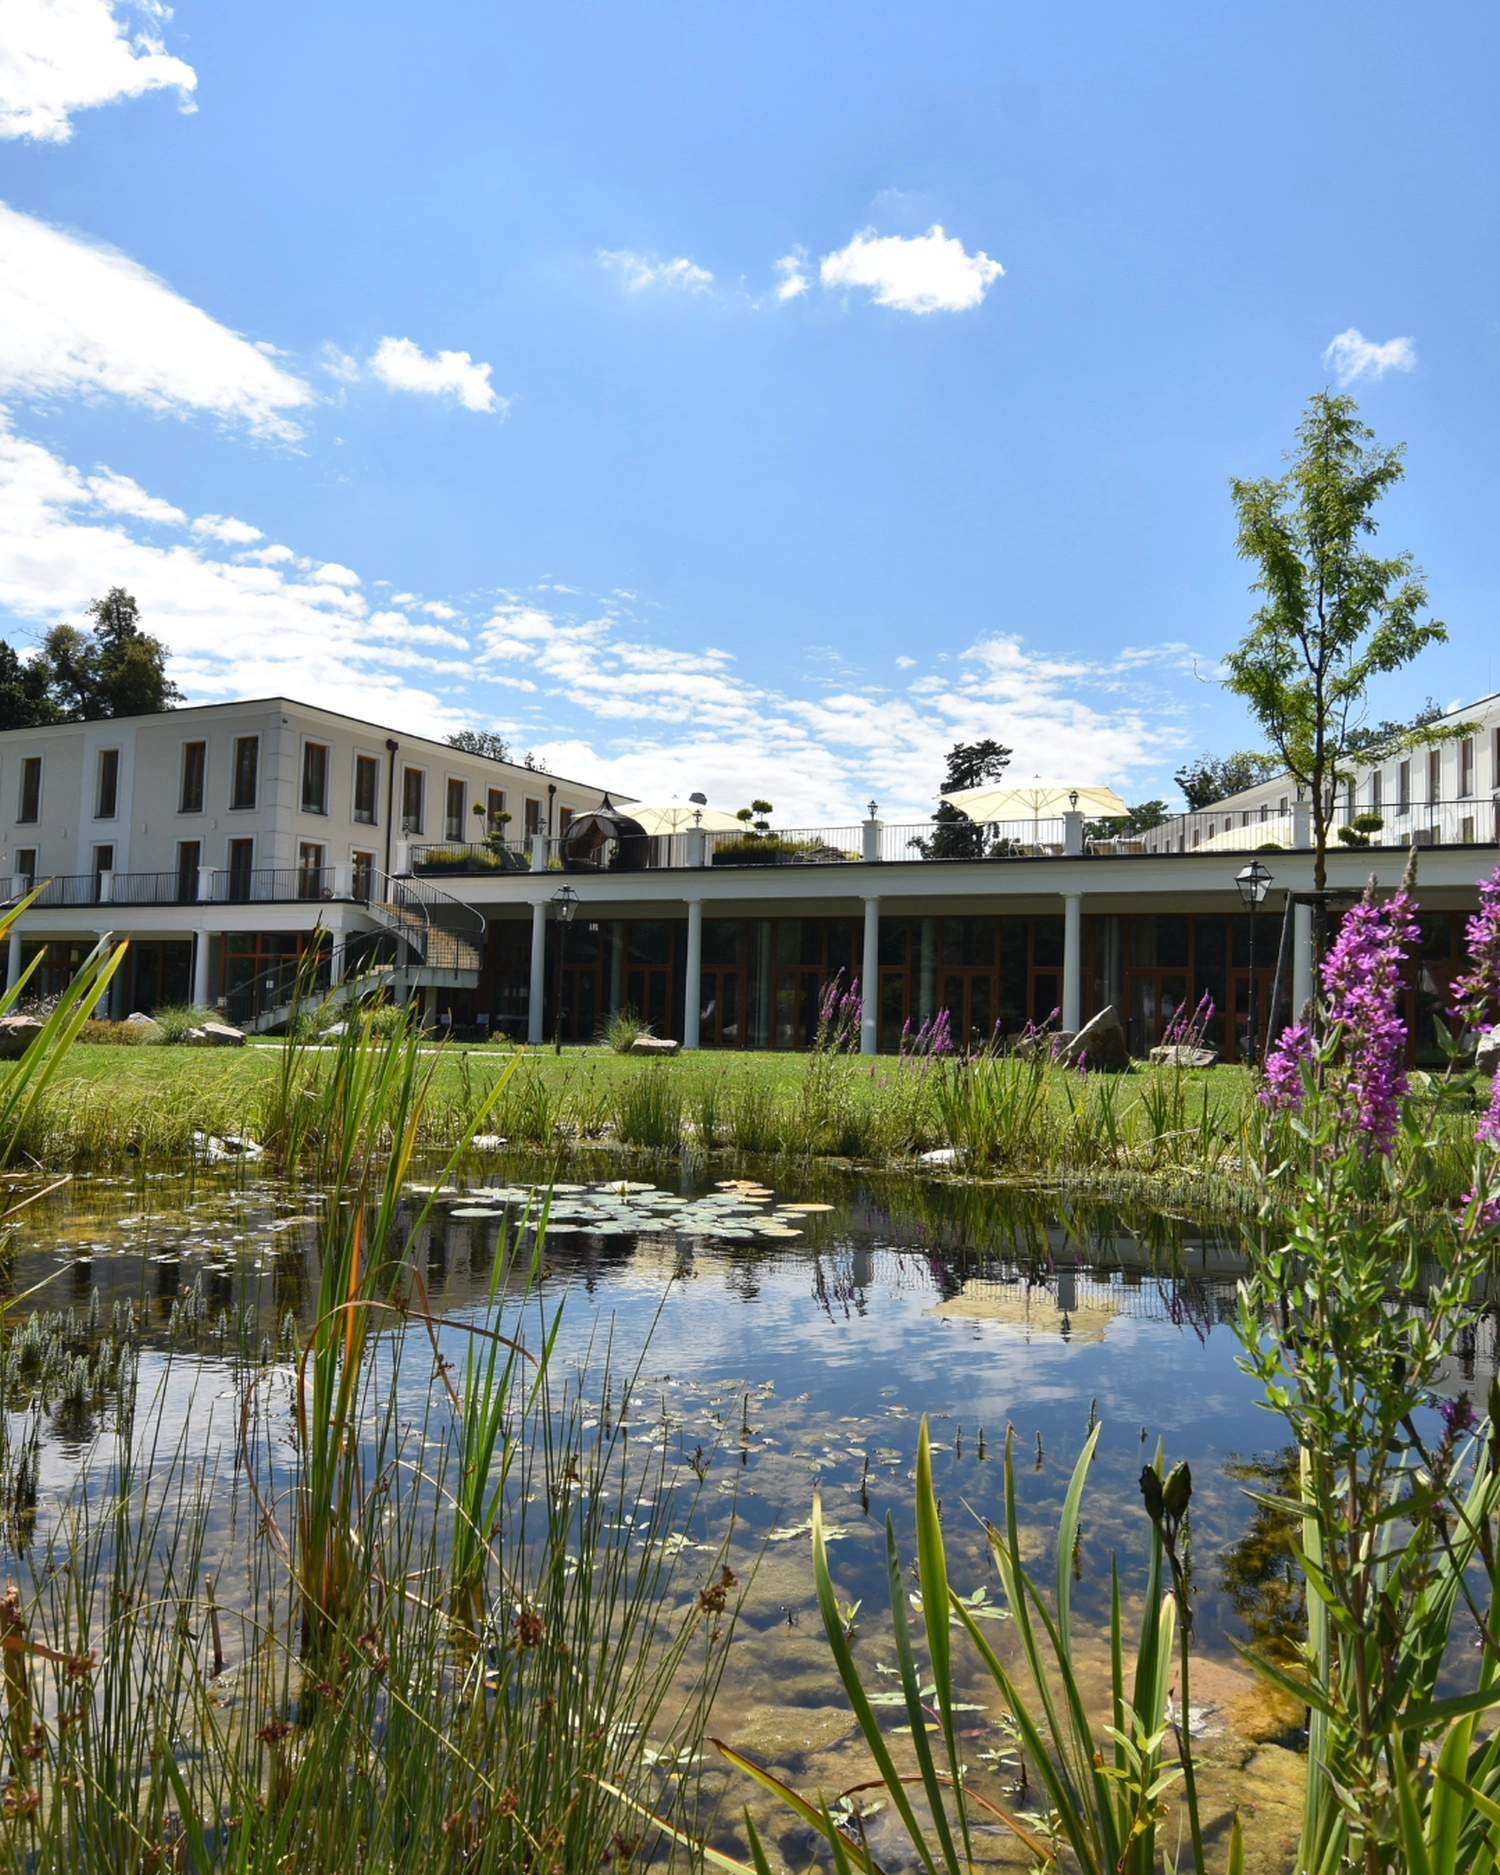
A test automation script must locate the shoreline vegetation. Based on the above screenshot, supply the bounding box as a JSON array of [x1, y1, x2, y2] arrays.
[[0, 1037, 1489, 1220]]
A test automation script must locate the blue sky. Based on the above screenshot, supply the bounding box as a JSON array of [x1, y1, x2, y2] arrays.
[[0, 1, 1495, 820]]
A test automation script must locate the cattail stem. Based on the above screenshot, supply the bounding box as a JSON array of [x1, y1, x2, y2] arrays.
[[205, 1573, 225, 1677]]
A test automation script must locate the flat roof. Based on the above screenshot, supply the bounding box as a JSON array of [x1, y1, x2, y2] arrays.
[[0, 695, 630, 799]]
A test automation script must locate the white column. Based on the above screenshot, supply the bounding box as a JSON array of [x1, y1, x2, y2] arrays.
[[6, 926, 22, 993], [529, 833, 548, 872], [332, 863, 353, 900], [683, 899, 703, 1048], [97, 870, 114, 905], [861, 897, 880, 1055], [1292, 799, 1312, 849], [1062, 893, 1083, 1033], [192, 931, 212, 1008], [1063, 811, 1084, 856], [1292, 901, 1314, 1021], [686, 826, 706, 868], [197, 864, 217, 905], [527, 901, 547, 1043], [331, 929, 347, 985], [861, 814, 883, 863]]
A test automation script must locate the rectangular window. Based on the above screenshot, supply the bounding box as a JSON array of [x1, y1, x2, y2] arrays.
[[1278, 795, 1288, 815], [353, 754, 379, 824], [558, 805, 575, 833], [1398, 759, 1411, 813], [227, 838, 254, 901], [180, 740, 206, 813], [524, 795, 544, 837], [14, 848, 36, 886], [301, 741, 329, 814], [486, 786, 508, 833], [231, 736, 259, 810], [351, 850, 375, 901], [1429, 747, 1442, 803], [176, 840, 200, 905], [445, 777, 466, 840], [17, 756, 40, 824], [1460, 736, 1475, 796], [1258, 802, 1268, 822], [1370, 770, 1382, 814], [401, 766, 425, 834], [95, 748, 119, 820], [92, 844, 113, 880]]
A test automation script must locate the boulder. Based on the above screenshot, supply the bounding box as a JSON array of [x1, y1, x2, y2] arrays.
[[0, 1014, 45, 1059], [1014, 1029, 1074, 1061], [629, 1035, 681, 1056], [195, 1022, 246, 1047], [124, 1012, 164, 1040], [1477, 1024, 1500, 1079], [1058, 1004, 1130, 1072], [1149, 1043, 1219, 1070]]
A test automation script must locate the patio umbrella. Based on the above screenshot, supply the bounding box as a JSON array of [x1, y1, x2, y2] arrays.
[[942, 783, 1130, 844], [627, 803, 745, 835]]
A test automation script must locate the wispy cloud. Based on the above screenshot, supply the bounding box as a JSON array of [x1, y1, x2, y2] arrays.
[[773, 252, 811, 302], [369, 337, 504, 413], [1322, 327, 1417, 387], [0, 416, 1195, 819], [598, 249, 714, 294], [819, 224, 1002, 314], [0, 201, 312, 438], [0, 0, 196, 143]]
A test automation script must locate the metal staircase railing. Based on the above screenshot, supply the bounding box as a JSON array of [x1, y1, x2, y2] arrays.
[[366, 870, 485, 976]]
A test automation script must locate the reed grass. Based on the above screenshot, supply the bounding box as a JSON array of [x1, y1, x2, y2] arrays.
[[3, 1027, 1492, 1217], [0, 1005, 743, 1871]]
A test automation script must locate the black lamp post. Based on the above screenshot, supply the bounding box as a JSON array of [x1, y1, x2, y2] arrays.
[[551, 885, 578, 1054], [1235, 858, 1274, 1068]]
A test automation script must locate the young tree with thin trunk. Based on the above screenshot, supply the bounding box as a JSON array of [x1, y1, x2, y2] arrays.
[[1226, 393, 1448, 900]]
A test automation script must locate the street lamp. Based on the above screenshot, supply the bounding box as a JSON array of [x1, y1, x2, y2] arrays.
[[1235, 858, 1274, 1068], [551, 885, 579, 1054]]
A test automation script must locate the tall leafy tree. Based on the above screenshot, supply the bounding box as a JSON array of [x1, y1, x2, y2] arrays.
[[1174, 750, 1279, 810], [918, 738, 1013, 859], [0, 588, 180, 723], [1226, 394, 1448, 895], [447, 728, 511, 762], [0, 641, 59, 729]]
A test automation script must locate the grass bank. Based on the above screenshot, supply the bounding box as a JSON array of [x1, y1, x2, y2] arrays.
[[4, 1041, 1489, 1214]]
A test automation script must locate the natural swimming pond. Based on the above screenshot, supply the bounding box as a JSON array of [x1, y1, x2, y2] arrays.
[[1, 1155, 1489, 1871]]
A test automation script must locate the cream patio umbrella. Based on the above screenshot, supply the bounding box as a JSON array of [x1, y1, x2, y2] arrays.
[[941, 783, 1130, 846], [626, 803, 745, 836]]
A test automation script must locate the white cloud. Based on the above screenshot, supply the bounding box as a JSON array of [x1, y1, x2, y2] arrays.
[[191, 512, 262, 545], [819, 224, 1003, 314], [84, 466, 184, 524], [1322, 327, 1417, 387], [773, 253, 810, 302], [0, 415, 1194, 822], [0, 0, 196, 143], [0, 201, 312, 437], [422, 600, 458, 619], [0, 415, 472, 732], [598, 250, 714, 294], [369, 337, 502, 414], [895, 654, 916, 669]]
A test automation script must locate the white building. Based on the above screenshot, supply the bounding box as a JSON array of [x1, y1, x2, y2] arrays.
[[1139, 693, 1500, 856], [2, 691, 1496, 1062], [0, 697, 615, 1020]]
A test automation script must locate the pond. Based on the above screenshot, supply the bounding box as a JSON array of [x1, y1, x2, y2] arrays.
[[2, 1156, 1489, 1871]]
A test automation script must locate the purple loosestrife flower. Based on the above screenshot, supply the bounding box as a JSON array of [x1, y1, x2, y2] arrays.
[[1480, 1074, 1500, 1153], [1260, 1022, 1312, 1114], [1320, 883, 1419, 1155], [1452, 867, 1500, 1032], [1440, 1393, 1478, 1436]]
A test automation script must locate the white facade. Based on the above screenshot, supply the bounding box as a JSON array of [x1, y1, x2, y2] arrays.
[[0, 696, 610, 889], [1142, 693, 1500, 855]]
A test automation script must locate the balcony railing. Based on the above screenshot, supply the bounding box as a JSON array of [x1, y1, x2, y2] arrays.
[[1137, 799, 1500, 856], [11, 866, 360, 909]]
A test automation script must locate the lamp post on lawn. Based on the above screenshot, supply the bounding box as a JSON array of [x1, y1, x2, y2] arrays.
[[1235, 858, 1274, 1069], [551, 885, 578, 1055]]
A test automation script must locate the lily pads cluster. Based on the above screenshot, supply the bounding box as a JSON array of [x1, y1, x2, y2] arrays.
[[408, 1176, 835, 1244]]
